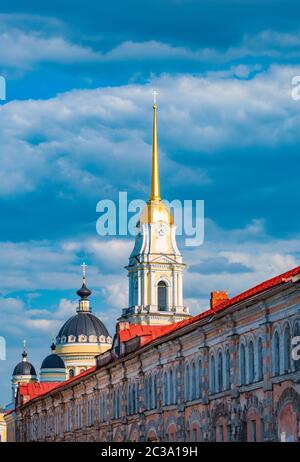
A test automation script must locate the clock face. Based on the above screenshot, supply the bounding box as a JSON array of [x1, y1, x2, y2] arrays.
[[156, 223, 169, 237]]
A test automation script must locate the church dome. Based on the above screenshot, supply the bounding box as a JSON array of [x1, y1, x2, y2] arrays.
[[41, 343, 65, 369], [57, 312, 110, 344], [13, 351, 36, 377]]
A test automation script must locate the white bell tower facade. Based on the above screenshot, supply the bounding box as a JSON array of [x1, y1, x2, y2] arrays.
[[120, 100, 191, 325]]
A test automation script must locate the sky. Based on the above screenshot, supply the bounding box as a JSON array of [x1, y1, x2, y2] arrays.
[[0, 0, 300, 404]]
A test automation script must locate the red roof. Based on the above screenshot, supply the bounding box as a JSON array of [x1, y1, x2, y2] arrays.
[[119, 324, 180, 346], [19, 382, 61, 400], [19, 367, 97, 405]]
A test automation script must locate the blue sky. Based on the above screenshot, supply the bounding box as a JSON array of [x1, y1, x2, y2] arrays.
[[0, 0, 300, 403]]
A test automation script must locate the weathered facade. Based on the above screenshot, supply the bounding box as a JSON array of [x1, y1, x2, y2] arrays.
[[6, 266, 300, 442]]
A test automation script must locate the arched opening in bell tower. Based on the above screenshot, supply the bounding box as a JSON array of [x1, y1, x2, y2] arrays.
[[157, 281, 167, 311]]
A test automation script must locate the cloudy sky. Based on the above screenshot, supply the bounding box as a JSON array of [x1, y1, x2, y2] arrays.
[[0, 0, 300, 403]]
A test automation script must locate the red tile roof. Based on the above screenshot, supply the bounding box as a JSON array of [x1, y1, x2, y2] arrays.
[[19, 382, 61, 401], [119, 324, 180, 346], [19, 367, 97, 405]]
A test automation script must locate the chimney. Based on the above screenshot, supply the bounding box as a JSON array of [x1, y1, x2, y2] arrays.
[[117, 321, 130, 332], [210, 291, 229, 310]]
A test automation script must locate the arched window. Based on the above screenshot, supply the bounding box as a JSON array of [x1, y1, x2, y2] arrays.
[[117, 389, 120, 418], [257, 338, 263, 380], [128, 384, 132, 415], [132, 384, 136, 414], [148, 376, 151, 410], [135, 382, 139, 413], [198, 359, 203, 398], [191, 362, 196, 400], [248, 341, 255, 383], [217, 351, 223, 392], [293, 322, 300, 372], [112, 390, 116, 419], [185, 364, 190, 400], [240, 344, 246, 385], [283, 325, 291, 373], [169, 369, 174, 404], [174, 366, 178, 404], [225, 349, 231, 390], [152, 374, 157, 408], [144, 376, 149, 410], [210, 355, 216, 393], [157, 281, 167, 311], [69, 369, 74, 378], [164, 371, 168, 405], [273, 331, 280, 376]]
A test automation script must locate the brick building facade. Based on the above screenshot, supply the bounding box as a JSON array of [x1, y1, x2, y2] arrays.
[[5, 266, 300, 442]]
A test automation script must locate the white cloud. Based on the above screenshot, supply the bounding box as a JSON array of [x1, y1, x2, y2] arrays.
[[99, 30, 300, 63], [0, 65, 299, 197]]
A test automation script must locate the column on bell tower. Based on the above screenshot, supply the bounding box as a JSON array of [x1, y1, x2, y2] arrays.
[[119, 97, 191, 326]]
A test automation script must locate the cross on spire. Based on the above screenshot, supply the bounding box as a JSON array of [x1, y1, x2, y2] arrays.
[[152, 89, 158, 106], [81, 262, 87, 279]]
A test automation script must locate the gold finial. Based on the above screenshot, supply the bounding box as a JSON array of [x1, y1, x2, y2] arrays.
[[150, 90, 161, 201]]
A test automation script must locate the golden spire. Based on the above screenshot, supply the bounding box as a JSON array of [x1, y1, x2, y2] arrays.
[[150, 90, 161, 201]]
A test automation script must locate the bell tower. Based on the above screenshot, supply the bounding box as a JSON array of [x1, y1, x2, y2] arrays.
[[120, 97, 191, 325]]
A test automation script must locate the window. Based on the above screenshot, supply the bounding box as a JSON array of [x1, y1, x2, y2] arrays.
[[257, 338, 263, 380], [69, 369, 74, 378], [191, 362, 196, 400], [128, 384, 132, 415], [192, 428, 197, 442], [185, 364, 190, 400], [132, 384, 136, 414], [135, 382, 139, 413], [283, 325, 291, 373], [225, 350, 231, 390], [198, 359, 203, 398], [173, 367, 178, 404], [248, 341, 255, 383], [240, 344, 246, 385], [157, 281, 167, 310], [210, 355, 216, 393], [250, 420, 257, 442], [163, 371, 169, 405], [217, 351, 223, 392], [273, 331, 280, 376], [169, 369, 174, 404], [218, 425, 224, 442]]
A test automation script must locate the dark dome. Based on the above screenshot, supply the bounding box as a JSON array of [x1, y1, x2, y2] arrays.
[[57, 312, 109, 343], [41, 353, 65, 369], [13, 361, 36, 377], [77, 281, 91, 299]]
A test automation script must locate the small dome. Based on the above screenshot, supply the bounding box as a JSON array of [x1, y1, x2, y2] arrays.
[[77, 281, 91, 300], [13, 360, 36, 377], [41, 344, 65, 369], [57, 312, 109, 344]]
